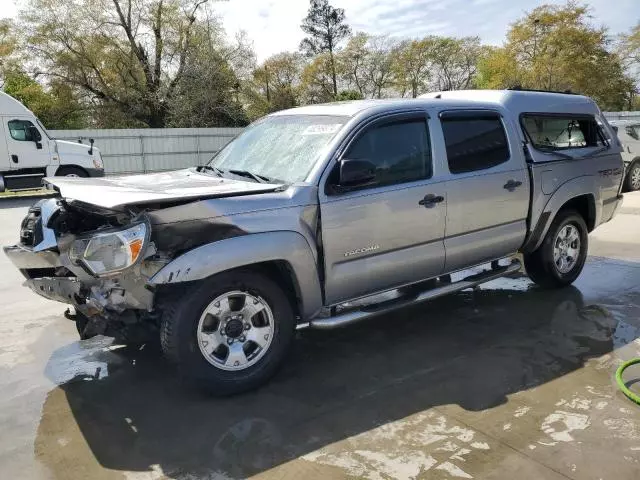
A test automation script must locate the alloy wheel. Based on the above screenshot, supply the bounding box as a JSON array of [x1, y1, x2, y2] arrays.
[[196, 290, 274, 371]]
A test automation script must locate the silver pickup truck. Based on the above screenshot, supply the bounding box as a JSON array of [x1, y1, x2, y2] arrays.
[[4, 89, 625, 394]]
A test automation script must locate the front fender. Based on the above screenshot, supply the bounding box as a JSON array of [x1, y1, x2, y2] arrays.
[[149, 231, 323, 320]]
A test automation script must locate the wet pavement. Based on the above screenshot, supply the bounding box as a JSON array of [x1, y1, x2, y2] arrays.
[[1, 195, 640, 479]]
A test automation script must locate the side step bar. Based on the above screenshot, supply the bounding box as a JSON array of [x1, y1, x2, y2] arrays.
[[308, 260, 522, 330], [1, 173, 46, 192]]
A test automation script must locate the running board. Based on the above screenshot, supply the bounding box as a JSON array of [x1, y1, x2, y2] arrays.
[[308, 260, 522, 330]]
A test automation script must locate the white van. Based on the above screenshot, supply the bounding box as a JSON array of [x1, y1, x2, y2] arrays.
[[609, 119, 640, 191], [0, 91, 104, 192]]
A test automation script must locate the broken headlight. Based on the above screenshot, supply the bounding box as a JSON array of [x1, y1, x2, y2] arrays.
[[69, 223, 147, 276]]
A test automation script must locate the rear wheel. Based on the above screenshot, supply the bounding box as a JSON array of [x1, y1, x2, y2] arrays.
[[624, 161, 640, 192], [56, 166, 88, 178], [160, 270, 295, 395], [524, 209, 588, 289]]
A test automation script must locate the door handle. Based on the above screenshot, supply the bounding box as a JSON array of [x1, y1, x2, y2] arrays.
[[419, 194, 444, 207], [11, 154, 18, 164], [503, 179, 522, 191]]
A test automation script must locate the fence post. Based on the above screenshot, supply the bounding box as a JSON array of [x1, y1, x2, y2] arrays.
[[196, 133, 201, 166], [139, 135, 146, 173]]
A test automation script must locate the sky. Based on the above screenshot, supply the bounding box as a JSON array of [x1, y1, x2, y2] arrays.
[[2, 0, 638, 61]]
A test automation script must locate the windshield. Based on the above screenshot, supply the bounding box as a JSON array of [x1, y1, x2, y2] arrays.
[[208, 114, 348, 183]]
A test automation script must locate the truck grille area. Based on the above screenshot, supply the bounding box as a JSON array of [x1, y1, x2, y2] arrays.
[[20, 206, 44, 247]]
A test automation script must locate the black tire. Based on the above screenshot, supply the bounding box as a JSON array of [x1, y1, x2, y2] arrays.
[[160, 270, 296, 396], [75, 314, 91, 339], [55, 166, 88, 178], [624, 161, 640, 192], [524, 209, 588, 289]]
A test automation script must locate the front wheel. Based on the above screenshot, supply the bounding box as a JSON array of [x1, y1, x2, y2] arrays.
[[56, 166, 88, 178], [160, 270, 296, 395], [524, 209, 588, 289]]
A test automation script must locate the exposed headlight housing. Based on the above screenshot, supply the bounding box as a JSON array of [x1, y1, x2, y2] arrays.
[[70, 223, 147, 276]]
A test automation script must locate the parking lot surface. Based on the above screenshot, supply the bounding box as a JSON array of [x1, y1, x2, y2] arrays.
[[1, 194, 640, 479]]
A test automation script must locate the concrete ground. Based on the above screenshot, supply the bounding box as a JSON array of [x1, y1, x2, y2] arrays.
[[1, 195, 640, 480]]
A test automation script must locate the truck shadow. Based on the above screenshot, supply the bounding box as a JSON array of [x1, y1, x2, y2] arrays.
[[34, 278, 637, 478]]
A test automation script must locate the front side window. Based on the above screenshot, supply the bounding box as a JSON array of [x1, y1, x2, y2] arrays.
[[209, 114, 347, 184], [8, 119, 38, 141], [343, 118, 432, 187], [522, 115, 604, 150], [441, 114, 510, 174]]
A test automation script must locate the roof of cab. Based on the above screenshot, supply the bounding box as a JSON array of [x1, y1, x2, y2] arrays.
[[269, 89, 602, 118], [0, 91, 34, 116]]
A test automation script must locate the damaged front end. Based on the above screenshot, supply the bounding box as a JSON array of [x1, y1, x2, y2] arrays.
[[4, 198, 168, 339]]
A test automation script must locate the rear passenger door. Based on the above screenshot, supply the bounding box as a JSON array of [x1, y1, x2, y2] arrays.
[[320, 113, 447, 305], [440, 110, 530, 272]]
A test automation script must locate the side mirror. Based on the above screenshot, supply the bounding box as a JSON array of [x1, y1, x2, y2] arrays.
[[27, 126, 43, 149], [339, 158, 376, 188], [27, 125, 42, 142]]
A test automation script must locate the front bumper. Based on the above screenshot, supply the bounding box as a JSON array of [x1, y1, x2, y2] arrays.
[[86, 167, 105, 178], [26, 277, 82, 304], [3, 244, 61, 270], [4, 242, 156, 315]]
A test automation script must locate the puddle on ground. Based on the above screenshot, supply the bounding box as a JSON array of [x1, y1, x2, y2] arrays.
[[2, 259, 639, 480], [43, 336, 125, 385]]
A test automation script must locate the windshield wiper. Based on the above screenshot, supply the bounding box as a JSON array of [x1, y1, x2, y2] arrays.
[[227, 169, 273, 184], [198, 165, 224, 177]]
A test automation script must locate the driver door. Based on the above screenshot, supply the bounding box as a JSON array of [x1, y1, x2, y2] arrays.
[[5, 118, 51, 170], [319, 112, 447, 305]]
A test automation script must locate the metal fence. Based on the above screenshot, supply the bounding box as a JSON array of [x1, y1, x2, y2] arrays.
[[48, 128, 244, 175], [604, 112, 640, 122], [50, 112, 640, 175]]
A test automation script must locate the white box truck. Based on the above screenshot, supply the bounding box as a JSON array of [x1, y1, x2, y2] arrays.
[[0, 91, 104, 192]]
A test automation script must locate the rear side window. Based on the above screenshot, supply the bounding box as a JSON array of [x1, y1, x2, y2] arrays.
[[345, 118, 432, 187], [8, 119, 37, 141], [522, 115, 604, 150], [441, 114, 510, 174]]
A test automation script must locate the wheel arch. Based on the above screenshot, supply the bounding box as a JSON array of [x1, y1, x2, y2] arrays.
[[149, 231, 323, 320], [524, 190, 597, 254], [54, 165, 89, 177]]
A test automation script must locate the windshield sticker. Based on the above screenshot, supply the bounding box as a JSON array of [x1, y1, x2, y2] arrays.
[[302, 124, 343, 135]]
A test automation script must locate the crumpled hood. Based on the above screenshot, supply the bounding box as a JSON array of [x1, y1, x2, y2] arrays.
[[44, 169, 284, 209]]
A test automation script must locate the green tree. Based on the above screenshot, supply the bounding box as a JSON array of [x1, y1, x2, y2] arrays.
[[477, 2, 634, 110], [336, 32, 371, 97], [0, 19, 17, 76], [165, 19, 250, 127], [365, 35, 397, 98], [618, 23, 640, 109], [431, 37, 486, 91], [300, 0, 351, 97], [337, 33, 396, 98], [23, 0, 240, 128], [251, 52, 305, 115], [2, 69, 86, 128], [392, 38, 434, 98], [300, 53, 335, 104], [335, 89, 363, 101]]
